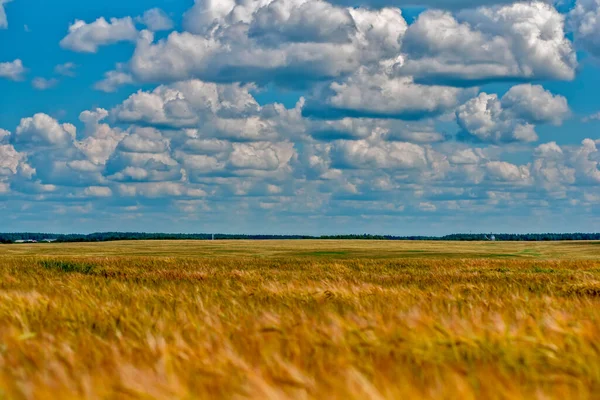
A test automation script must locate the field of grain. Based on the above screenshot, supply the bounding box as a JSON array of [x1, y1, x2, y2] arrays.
[[1, 240, 600, 399]]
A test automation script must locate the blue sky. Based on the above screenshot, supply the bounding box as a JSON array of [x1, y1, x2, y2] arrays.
[[1, 0, 600, 235]]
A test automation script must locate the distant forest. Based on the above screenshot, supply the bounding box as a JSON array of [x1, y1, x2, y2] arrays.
[[1, 232, 600, 243]]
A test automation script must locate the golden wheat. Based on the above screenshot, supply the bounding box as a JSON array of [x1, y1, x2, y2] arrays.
[[0, 240, 599, 399]]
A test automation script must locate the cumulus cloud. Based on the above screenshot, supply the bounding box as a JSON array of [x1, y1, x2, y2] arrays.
[[0, 144, 23, 175], [9, 114, 111, 188], [228, 142, 295, 171], [571, 138, 600, 183], [307, 118, 445, 143], [305, 62, 471, 119], [60, 17, 138, 53], [95, 68, 134, 92], [485, 161, 532, 184], [0, 59, 25, 81], [76, 108, 124, 165], [441, 140, 600, 192], [105, 127, 181, 183], [174, 139, 296, 181], [532, 141, 576, 192], [83, 186, 113, 198], [583, 112, 600, 122], [103, 2, 407, 89], [54, 62, 77, 77], [399, 2, 576, 85], [0, 128, 10, 143], [0, 0, 11, 29], [111, 79, 302, 142], [330, 139, 428, 170], [328, 0, 552, 9], [14, 113, 76, 149], [5, 112, 127, 190], [112, 80, 260, 128], [535, 141, 564, 159], [248, 0, 356, 45], [32, 77, 59, 90], [499, 84, 570, 125], [136, 8, 173, 32], [569, 0, 600, 58], [456, 84, 569, 143], [117, 182, 206, 198], [448, 147, 487, 165]]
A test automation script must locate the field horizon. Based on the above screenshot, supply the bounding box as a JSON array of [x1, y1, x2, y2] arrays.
[[3, 239, 600, 260]]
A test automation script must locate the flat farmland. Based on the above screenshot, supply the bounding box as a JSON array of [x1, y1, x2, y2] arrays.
[[1, 240, 600, 399]]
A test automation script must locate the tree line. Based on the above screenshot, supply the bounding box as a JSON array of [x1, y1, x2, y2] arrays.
[[2, 232, 600, 243]]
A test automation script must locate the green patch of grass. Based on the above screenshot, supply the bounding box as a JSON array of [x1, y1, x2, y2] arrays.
[[529, 266, 556, 274], [487, 254, 519, 258], [40, 259, 96, 274], [518, 249, 543, 257]]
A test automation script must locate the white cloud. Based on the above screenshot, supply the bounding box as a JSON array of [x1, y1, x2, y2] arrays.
[[457, 93, 536, 143], [399, 2, 576, 85], [8, 113, 117, 188], [228, 142, 295, 171], [111, 79, 301, 142], [419, 202, 437, 212], [0, 0, 12, 29], [532, 142, 576, 192], [456, 84, 569, 143], [105, 127, 181, 183], [60, 17, 138, 53], [117, 182, 206, 198], [76, 108, 124, 165], [0, 59, 25, 81], [95, 69, 134, 92], [136, 8, 173, 32], [571, 138, 600, 183], [112, 79, 260, 128], [83, 186, 113, 198], [14, 113, 76, 148], [119, 133, 169, 154], [449, 148, 486, 165], [308, 117, 444, 143], [32, 77, 59, 90], [331, 140, 428, 170], [328, 0, 553, 9], [54, 62, 77, 77], [583, 111, 600, 122], [306, 61, 471, 119], [0, 129, 10, 143], [486, 161, 532, 184], [106, 2, 407, 89], [535, 141, 564, 159], [569, 0, 600, 58], [0, 144, 22, 175], [248, 0, 357, 45], [500, 84, 570, 126]]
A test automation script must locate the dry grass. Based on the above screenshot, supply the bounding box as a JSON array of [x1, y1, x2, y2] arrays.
[[1, 240, 600, 399]]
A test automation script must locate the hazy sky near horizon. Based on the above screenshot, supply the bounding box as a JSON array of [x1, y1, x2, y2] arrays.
[[1, 0, 600, 235]]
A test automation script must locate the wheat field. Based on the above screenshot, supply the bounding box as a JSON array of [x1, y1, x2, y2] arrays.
[[1, 240, 600, 399]]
